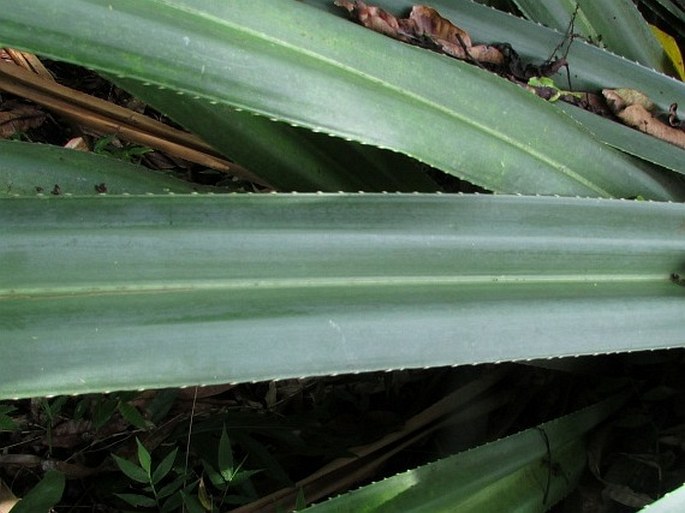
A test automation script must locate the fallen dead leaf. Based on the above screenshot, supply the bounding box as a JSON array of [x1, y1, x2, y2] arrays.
[[603, 89, 685, 150], [0, 101, 46, 138], [0, 480, 19, 513], [335, 1, 503, 65], [335, 0, 406, 40], [407, 5, 472, 48], [405, 5, 503, 65], [64, 136, 90, 152], [604, 88, 655, 112], [44, 419, 93, 449]]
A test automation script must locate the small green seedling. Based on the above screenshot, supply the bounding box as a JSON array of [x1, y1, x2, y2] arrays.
[[93, 134, 152, 162], [528, 76, 584, 102], [200, 425, 262, 511], [113, 438, 181, 512]]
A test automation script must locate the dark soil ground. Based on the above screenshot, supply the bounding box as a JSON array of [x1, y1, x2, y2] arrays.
[[1, 351, 685, 512]]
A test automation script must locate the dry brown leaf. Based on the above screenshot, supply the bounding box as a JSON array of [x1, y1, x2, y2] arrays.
[[0, 49, 12, 65], [0, 102, 46, 138], [0, 480, 19, 513], [334, 0, 407, 40], [335, 1, 503, 65], [2, 48, 54, 81], [64, 136, 90, 152], [42, 459, 98, 479], [406, 5, 472, 47], [467, 45, 505, 66], [604, 88, 655, 112], [603, 89, 685, 150], [44, 419, 93, 449], [0, 62, 269, 186]]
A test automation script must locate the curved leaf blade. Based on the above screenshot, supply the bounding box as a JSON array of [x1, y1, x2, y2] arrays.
[[110, 76, 439, 192]]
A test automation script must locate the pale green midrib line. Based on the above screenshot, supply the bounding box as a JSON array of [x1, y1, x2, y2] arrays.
[[0, 274, 670, 300], [112, 0, 608, 195]]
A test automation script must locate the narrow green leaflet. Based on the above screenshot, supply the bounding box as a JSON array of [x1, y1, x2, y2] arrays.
[[152, 448, 179, 485], [118, 401, 153, 430], [115, 493, 158, 508], [113, 455, 150, 484], [0, 139, 207, 196], [136, 438, 152, 476], [303, 394, 626, 512], [511, 0, 669, 74], [218, 426, 234, 481], [1, 0, 681, 198], [1, 194, 684, 399]]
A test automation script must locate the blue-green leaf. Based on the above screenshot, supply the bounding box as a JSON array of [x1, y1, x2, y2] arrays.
[[1, 194, 684, 399]]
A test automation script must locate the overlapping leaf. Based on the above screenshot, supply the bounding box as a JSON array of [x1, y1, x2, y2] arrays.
[[109, 76, 439, 192]]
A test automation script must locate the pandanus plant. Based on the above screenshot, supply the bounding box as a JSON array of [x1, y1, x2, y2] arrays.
[[1, 0, 684, 510]]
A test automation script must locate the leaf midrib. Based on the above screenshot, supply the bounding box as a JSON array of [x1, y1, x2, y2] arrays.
[[1, 273, 669, 300]]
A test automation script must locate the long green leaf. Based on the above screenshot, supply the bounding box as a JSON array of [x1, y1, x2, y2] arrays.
[[0, 140, 208, 196], [1, 194, 684, 399], [303, 394, 625, 512], [512, 0, 670, 73], [1, 0, 681, 198]]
